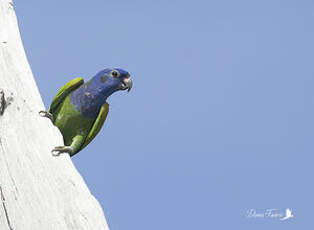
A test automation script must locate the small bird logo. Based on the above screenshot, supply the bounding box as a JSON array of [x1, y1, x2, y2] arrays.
[[280, 208, 294, 221]]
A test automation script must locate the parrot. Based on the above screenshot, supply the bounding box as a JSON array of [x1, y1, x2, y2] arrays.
[[39, 68, 132, 157]]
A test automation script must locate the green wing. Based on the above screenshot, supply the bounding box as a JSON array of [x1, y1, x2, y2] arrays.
[[80, 103, 109, 150], [49, 77, 84, 115]]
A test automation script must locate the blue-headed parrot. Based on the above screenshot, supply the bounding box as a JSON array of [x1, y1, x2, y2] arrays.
[[39, 68, 132, 157]]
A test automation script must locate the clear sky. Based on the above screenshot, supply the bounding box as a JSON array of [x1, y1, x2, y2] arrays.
[[15, 0, 314, 229]]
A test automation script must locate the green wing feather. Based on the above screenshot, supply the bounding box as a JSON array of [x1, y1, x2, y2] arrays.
[[49, 77, 84, 115], [80, 103, 109, 150]]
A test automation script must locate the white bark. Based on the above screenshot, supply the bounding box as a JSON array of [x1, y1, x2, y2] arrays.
[[0, 1, 110, 229]]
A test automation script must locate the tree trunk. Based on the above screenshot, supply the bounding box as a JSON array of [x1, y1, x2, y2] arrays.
[[0, 0, 110, 229]]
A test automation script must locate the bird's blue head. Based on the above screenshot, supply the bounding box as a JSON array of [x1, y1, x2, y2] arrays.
[[69, 68, 132, 117], [92, 68, 133, 99]]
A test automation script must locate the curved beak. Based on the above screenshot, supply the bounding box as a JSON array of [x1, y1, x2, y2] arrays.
[[122, 77, 133, 92]]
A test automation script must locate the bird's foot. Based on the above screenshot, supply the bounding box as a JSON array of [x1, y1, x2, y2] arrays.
[[39, 110, 53, 121], [51, 146, 72, 156]]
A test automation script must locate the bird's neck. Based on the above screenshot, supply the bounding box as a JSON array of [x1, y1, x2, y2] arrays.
[[87, 76, 116, 101], [70, 79, 115, 118]]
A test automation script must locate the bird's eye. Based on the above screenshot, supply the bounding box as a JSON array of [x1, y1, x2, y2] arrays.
[[111, 70, 120, 78]]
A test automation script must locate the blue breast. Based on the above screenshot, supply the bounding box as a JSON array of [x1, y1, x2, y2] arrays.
[[69, 71, 116, 118]]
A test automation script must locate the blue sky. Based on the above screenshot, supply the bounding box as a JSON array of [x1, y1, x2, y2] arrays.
[[16, 0, 314, 229]]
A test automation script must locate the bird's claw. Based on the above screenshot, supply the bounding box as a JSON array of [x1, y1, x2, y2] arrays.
[[51, 146, 72, 156], [39, 110, 53, 120]]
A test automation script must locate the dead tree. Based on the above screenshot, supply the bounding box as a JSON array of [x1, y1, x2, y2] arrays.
[[0, 1, 110, 229]]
